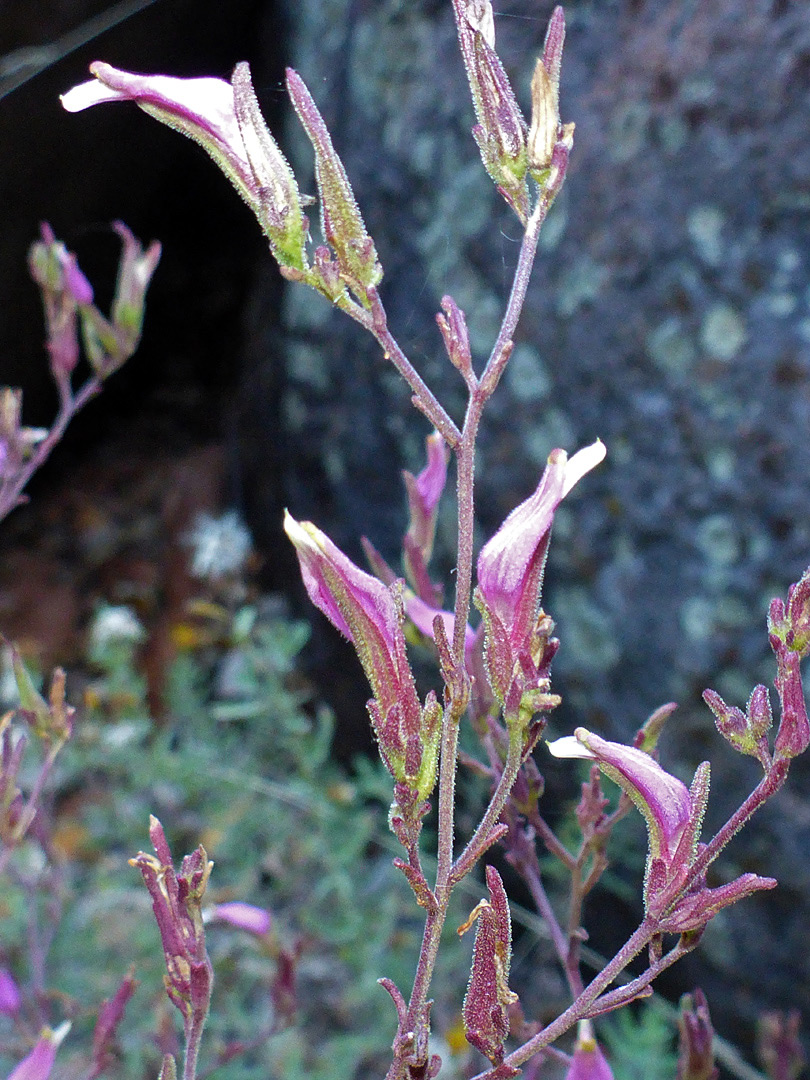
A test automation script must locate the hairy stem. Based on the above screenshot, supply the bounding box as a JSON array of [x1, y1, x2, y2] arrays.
[[476, 916, 658, 1077], [0, 376, 101, 524], [450, 722, 524, 885]]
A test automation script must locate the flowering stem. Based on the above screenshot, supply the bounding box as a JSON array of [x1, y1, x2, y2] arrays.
[[349, 290, 461, 448], [390, 178, 565, 1076], [492, 760, 792, 1074], [584, 935, 696, 1017], [529, 811, 577, 869], [479, 179, 565, 394], [450, 723, 524, 884], [510, 839, 584, 999], [686, 758, 789, 886], [0, 376, 101, 524], [183, 1007, 208, 1080], [477, 916, 658, 1077]]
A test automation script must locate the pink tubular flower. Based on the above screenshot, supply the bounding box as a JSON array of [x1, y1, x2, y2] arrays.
[[285, 512, 440, 801], [0, 968, 21, 1015], [404, 591, 476, 662], [284, 511, 416, 718], [548, 728, 693, 866], [61, 63, 307, 270], [402, 432, 449, 605], [547, 728, 773, 929], [476, 441, 604, 702], [7, 1024, 70, 1080], [565, 1022, 614, 1080], [210, 901, 272, 937]]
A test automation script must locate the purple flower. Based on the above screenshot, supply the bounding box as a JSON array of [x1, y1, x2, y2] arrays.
[[404, 591, 476, 662], [565, 1023, 614, 1080], [476, 441, 604, 701], [284, 511, 416, 718], [285, 513, 439, 799], [402, 432, 449, 604], [0, 968, 21, 1016], [61, 63, 307, 270], [547, 728, 694, 867], [7, 1024, 70, 1080], [210, 901, 272, 937]]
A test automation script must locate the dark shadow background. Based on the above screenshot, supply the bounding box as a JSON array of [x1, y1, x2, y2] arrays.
[[0, 0, 809, 1067]]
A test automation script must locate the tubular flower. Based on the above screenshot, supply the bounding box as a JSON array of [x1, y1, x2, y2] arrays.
[[475, 440, 604, 705], [548, 728, 693, 866], [565, 1022, 614, 1080], [548, 728, 776, 929], [61, 63, 307, 270], [285, 512, 439, 798], [7, 1024, 70, 1080]]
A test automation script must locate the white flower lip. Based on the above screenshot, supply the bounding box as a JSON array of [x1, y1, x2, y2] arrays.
[[60, 80, 121, 112], [546, 734, 595, 760], [561, 439, 606, 498]]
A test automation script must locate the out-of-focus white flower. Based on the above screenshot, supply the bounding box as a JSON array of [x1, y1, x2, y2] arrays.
[[185, 511, 252, 580], [89, 605, 146, 653]]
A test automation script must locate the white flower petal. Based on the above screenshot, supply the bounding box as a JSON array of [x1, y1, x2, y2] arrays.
[[561, 439, 606, 498], [546, 734, 595, 760]]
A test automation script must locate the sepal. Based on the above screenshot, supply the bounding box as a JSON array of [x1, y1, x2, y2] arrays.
[[702, 685, 772, 767]]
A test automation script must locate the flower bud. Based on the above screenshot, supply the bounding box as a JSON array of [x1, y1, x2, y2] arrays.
[[436, 295, 473, 380], [11, 648, 74, 743], [777, 569, 810, 656], [109, 221, 161, 347], [129, 817, 213, 1028], [27, 224, 90, 383], [451, 0, 530, 222], [757, 1010, 805, 1080], [528, 7, 574, 185], [772, 647, 810, 760], [702, 685, 771, 767], [677, 990, 717, 1080], [460, 865, 517, 1066], [91, 972, 138, 1080], [286, 68, 382, 303]]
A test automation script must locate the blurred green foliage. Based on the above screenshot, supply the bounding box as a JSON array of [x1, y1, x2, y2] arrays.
[[602, 999, 678, 1080], [0, 601, 470, 1080]]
